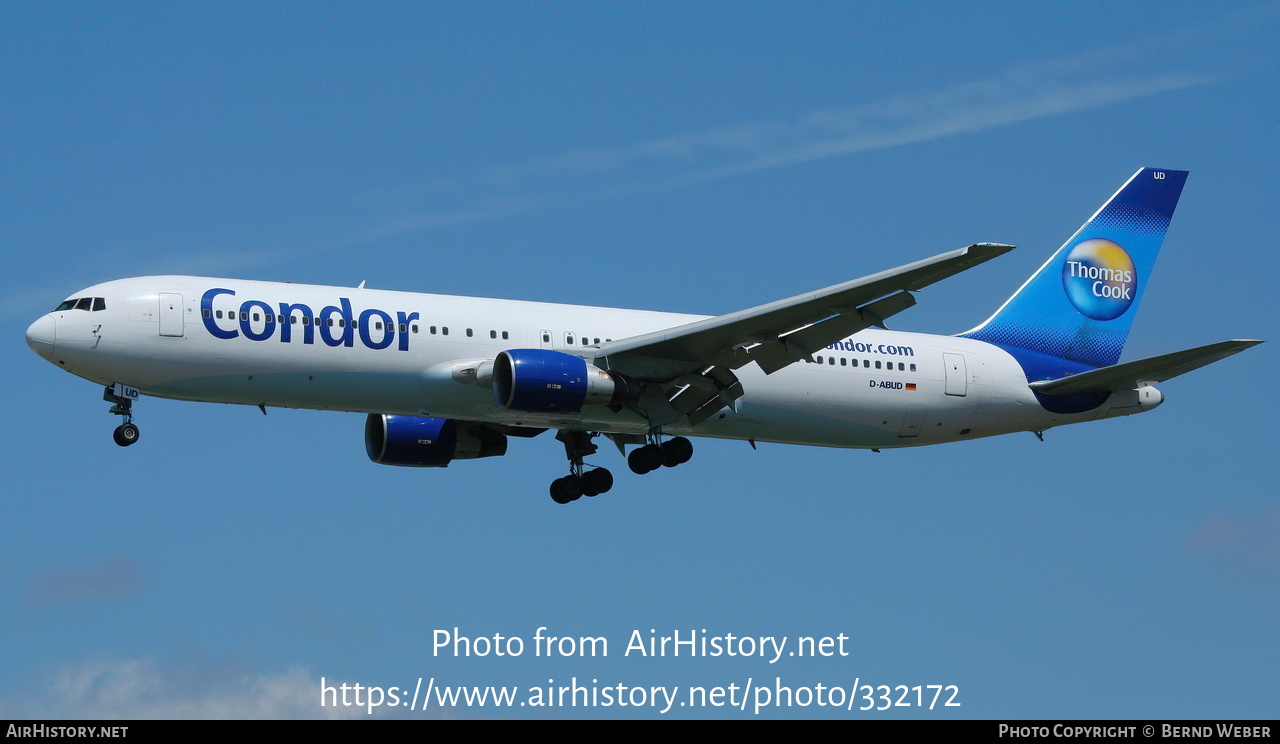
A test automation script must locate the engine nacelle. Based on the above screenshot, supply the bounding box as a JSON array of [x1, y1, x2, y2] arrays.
[[493, 349, 626, 413], [365, 414, 507, 467]]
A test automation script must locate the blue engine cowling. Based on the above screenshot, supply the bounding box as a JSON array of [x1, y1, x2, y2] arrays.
[[365, 415, 507, 467], [492, 349, 619, 413]]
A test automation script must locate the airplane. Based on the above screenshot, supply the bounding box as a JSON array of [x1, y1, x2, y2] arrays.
[[24, 167, 1261, 504]]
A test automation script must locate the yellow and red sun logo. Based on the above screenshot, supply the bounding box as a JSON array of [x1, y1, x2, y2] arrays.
[[1061, 239, 1137, 321]]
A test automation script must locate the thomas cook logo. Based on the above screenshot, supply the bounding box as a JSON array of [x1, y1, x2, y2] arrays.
[[1062, 239, 1136, 321]]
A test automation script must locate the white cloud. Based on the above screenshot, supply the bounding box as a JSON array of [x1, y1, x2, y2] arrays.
[[24, 554, 145, 609], [1186, 503, 1280, 578], [363, 50, 1218, 240], [2, 658, 375, 720]]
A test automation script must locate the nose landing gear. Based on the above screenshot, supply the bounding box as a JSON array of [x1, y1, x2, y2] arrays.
[[104, 384, 140, 447]]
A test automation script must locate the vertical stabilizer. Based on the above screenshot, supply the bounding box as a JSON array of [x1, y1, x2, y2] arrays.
[[961, 168, 1188, 379]]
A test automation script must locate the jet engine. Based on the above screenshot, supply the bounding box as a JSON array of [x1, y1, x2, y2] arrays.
[[492, 349, 634, 413], [365, 414, 507, 467]]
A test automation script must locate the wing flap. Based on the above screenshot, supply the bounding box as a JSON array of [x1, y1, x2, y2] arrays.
[[751, 291, 916, 374], [1028, 339, 1263, 395]]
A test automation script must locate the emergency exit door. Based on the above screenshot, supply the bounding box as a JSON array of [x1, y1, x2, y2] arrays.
[[159, 293, 184, 337], [943, 353, 966, 396]]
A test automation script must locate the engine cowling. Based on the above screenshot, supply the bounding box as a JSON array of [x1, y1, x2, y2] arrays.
[[492, 349, 624, 413], [365, 414, 507, 467]]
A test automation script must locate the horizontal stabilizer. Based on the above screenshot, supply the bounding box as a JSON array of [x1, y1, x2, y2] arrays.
[[1028, 339, 1263, 395]]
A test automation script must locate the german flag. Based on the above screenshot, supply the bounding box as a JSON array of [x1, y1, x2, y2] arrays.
[[905, 383, 917, 391]]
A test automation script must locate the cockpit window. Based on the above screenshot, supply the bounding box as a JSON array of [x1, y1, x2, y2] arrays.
[[53, 297, 106, 312]]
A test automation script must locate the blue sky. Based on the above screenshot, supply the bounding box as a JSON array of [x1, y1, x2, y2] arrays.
[[2, 2, 1276, 719]]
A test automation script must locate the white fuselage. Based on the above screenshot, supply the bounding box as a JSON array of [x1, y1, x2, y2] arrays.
[[29, 276, 1162, 450]]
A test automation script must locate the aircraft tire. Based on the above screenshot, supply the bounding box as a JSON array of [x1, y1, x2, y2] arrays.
[[662, 437, 693, 467], [113, 423, 140, 447], [583, 468, 613, 496], [628, 447, 655, 475]]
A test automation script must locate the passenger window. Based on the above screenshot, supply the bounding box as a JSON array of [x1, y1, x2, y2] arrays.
[[412, 324, 418, 333], [910, 363, 917, 372], [875, 361, 881, 369], [828, 357, 835, 365], [502, 331, 509, 340], [253, 313, 260, 322], [815, 356, 823, 364], [898, 362, 905, 371], [840, 358, 847, 366], [442, 327, 449, 335], [542, 332, 550, 343], [399, 324, 407, 333], [466, 328, 473, 337], [863, 360, 870, 368], [240, 312, 248, 321], [490, 330, 497, 339], [430, 326, 437, 334]]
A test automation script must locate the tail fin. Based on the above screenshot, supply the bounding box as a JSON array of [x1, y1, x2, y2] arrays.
[[960, 167, 1188, 379]]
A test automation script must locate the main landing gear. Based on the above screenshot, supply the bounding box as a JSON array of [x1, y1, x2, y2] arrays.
[[550, 431, 615, 504], [104, 384, 140, 447], [546, 431, 695, 505], [627, 435, 693, 475]]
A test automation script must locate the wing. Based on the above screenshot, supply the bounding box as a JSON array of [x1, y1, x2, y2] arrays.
[[1028, 339, 1263, 395], [597, 242, 1014, 425]]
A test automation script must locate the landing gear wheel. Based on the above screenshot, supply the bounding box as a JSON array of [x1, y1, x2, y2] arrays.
[[582, 468, 614, 496], [550, 476, 584, 504], [628, 444, 664, 475], [661, 436, 693, 467], [627, 447, 649, 475], [112, 423, 140, 447], [640, 444, 664, 471]]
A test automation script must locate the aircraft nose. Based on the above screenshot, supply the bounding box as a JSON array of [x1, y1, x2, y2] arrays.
[[25, 315, 55, 360]]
